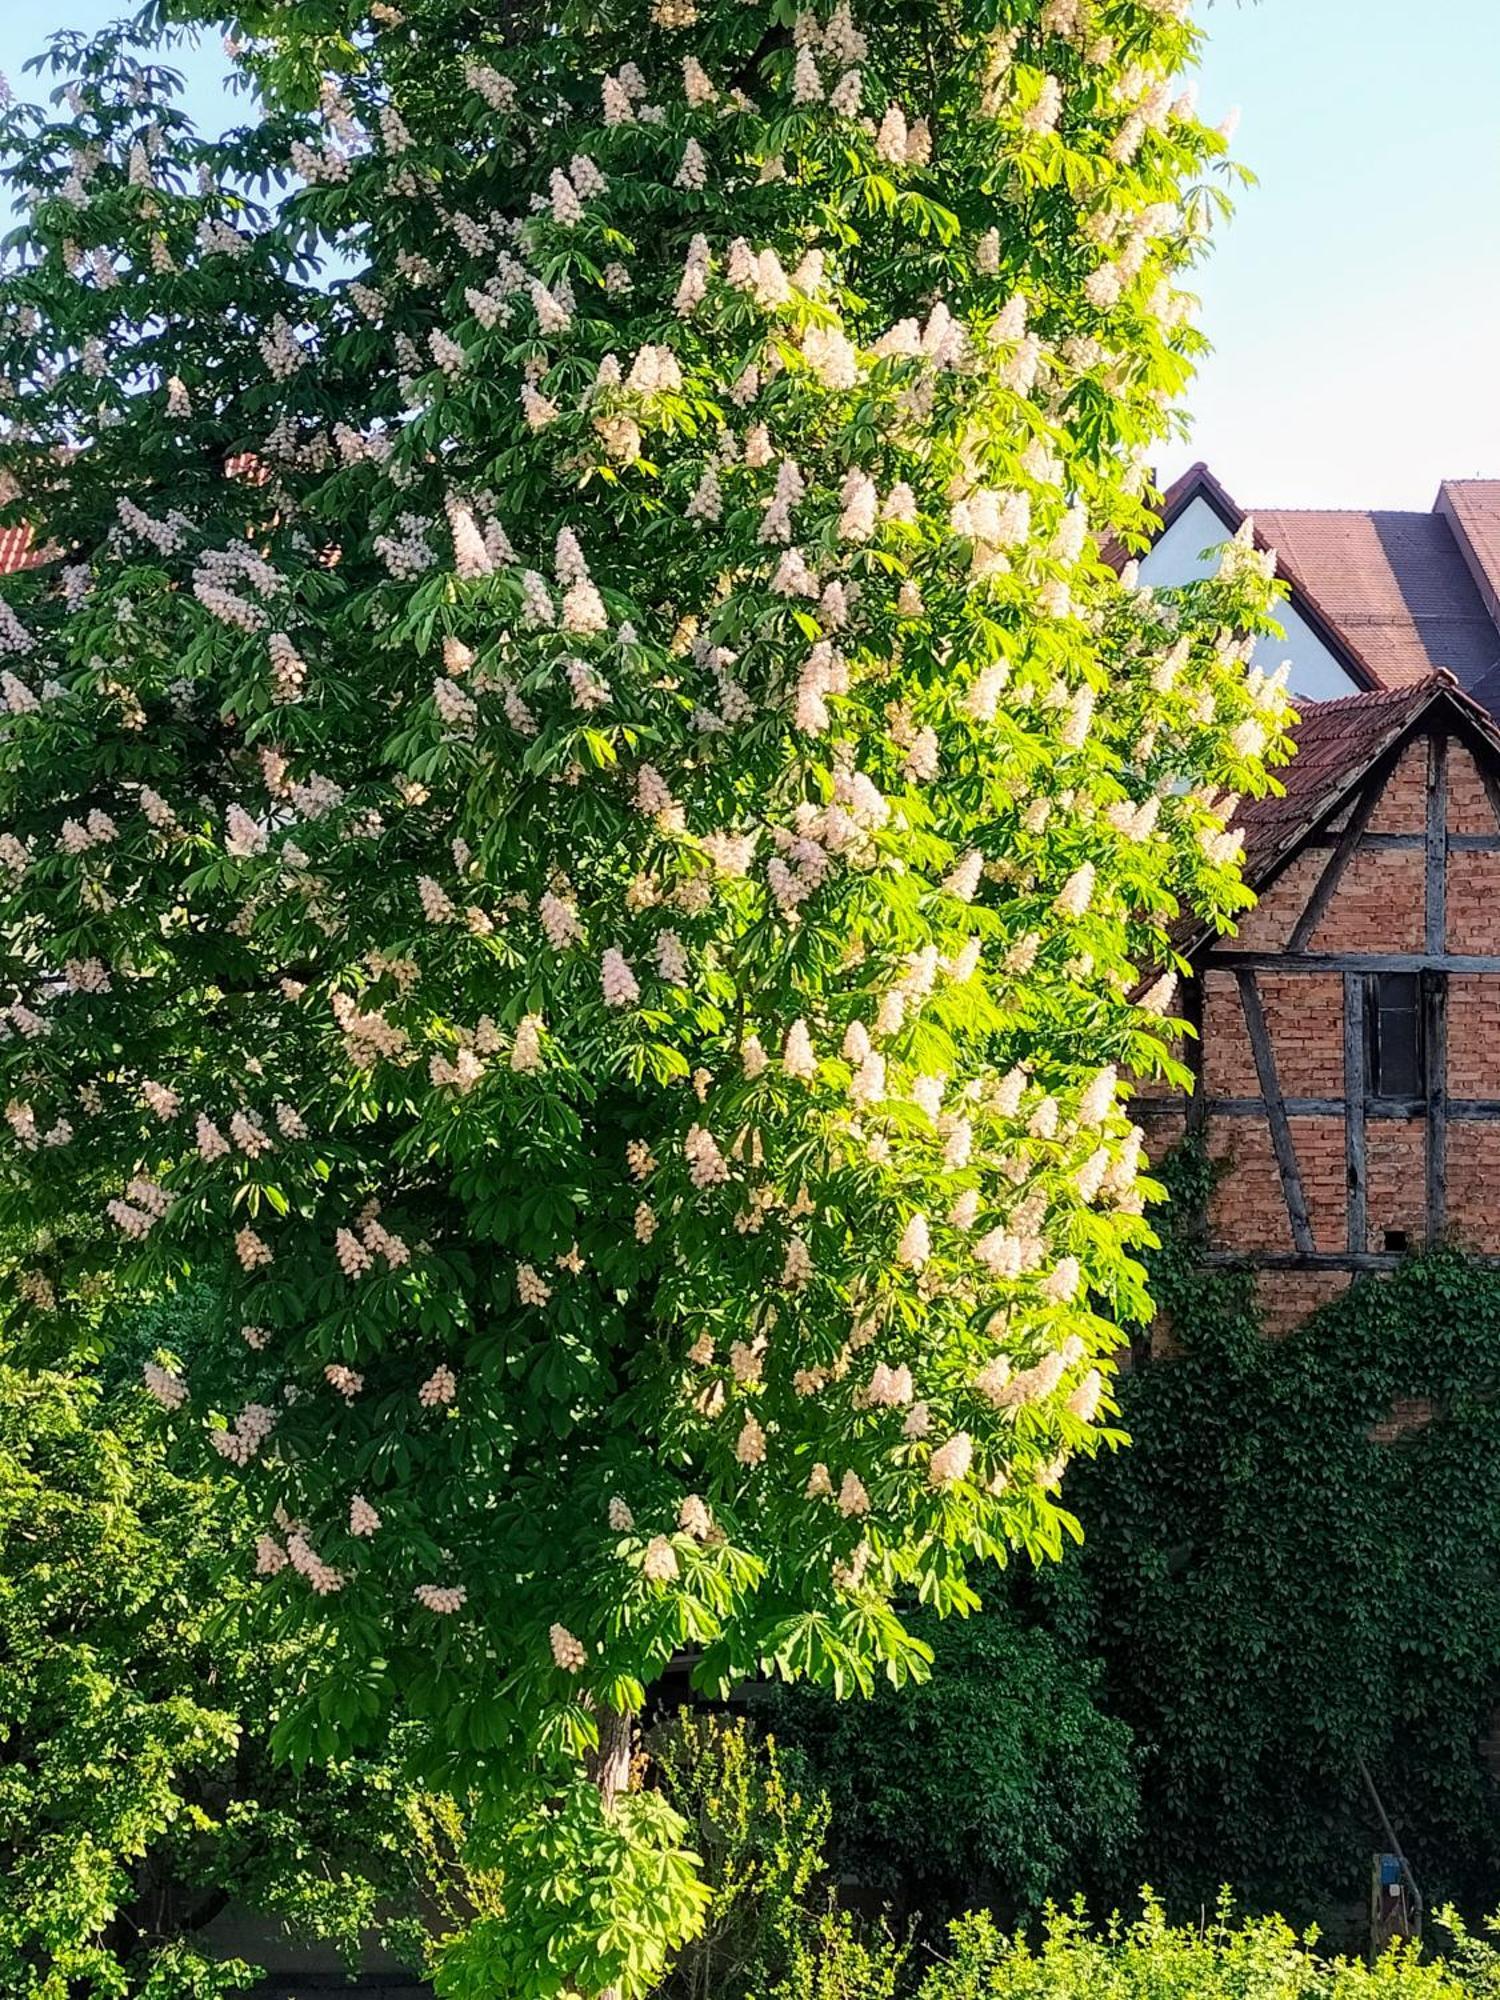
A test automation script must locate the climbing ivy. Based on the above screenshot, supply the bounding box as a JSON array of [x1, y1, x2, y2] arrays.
[[1062, 1144, 1500, 1926]]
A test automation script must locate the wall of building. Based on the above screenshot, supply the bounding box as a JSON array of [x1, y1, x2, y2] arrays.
[[1138, 723, 1500, 1336], [1136, 494, 1364, 706]]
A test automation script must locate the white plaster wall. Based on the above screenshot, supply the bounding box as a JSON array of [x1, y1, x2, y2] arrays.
[[1137, 493, 1361, 705]]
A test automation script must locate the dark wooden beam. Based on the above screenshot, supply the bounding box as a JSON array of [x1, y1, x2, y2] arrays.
[[1199, 1095, 1500, 1123], [1424, 733, 1449, 1242], [1204, 1097, 1348, 1118], [1206, 951, 1500, 975], [1183, 970, 1206, 1138], [1236, 969, 1315, 1256], [1311, 831, 1419, 850], [1202, 1250, 1500, 1273], [1306, 832, 1500, 852], [1426, 731, 1448, 956], [1344, 973, 1367, 1257], [1425, 971, 1448, 1241], [1289, 771, 1386, 952]]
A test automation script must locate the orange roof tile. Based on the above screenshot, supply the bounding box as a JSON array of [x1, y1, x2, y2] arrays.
[[0, 526, 40, 576]]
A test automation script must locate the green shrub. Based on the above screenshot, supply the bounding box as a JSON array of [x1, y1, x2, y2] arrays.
[[761, 1605, 1137, 1926], [0, 1304, 438, 1997], [649, 1712, 837, 2000], [768, 1911, 909, 2000], [916, 1899, 1472, 2000], [773, 1897, 1500, 2000]]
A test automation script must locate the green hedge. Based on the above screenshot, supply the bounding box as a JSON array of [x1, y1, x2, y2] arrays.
[[870, 1899, 1500, 2000]]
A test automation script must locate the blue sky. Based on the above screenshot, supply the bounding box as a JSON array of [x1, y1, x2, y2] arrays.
[[1181, 0, 1500, 510], [1, 0, 1493, 512]]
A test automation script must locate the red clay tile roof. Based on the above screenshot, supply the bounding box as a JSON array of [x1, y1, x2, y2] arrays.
[[0, 526, 40, 576], [1253, 506, 1500, 693], [1233, 680, 1447, 886], [1437, 480, 1500, 628], [1174, 676, 1500, 959]]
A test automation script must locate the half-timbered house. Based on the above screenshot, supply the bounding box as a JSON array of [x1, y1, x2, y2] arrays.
[[1136, 674, 1500, 1335]]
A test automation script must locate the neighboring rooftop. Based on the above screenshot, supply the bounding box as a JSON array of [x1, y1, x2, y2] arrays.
[[1134, 465, 1500, 713]]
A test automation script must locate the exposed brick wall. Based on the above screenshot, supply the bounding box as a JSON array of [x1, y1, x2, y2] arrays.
[[1135, 1100, 1187, 1167], [1364, 1123, 1427, 1253], [1447, 743, 1496, 835], [1310, 848, 1425, 953], [1366, 1395, 1438, 1444], [1201, 971, 1258, 1096], [1260, 972, 1344, 1097], [1365, 740, 1428, 832], [1446, 1124, 1500, 1252], [1255, 1269, 1349, 1337], [1447, 851, 1500, 952], [1447, 974, 1500, 1096], [1149, 1312, 1183, 1361], [1221, 847, 1325, 952], [1287, 1113, 1346, 1251], [1207, 1117, 1295, 1252]]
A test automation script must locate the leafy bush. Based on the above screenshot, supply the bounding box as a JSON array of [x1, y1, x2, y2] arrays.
[[915, 1899, 1485, 2000], [775, 1897, 1500, 2000], [650, 1712, 833, 2000], [768, 1911, 910, 2000], [762, 1603, 1138, 1924], [0, 1304, 437, 1998]]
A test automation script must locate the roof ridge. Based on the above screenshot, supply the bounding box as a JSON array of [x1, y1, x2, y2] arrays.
[[1254, 504, 1431, 519], [1292, 680, 1437, 714]]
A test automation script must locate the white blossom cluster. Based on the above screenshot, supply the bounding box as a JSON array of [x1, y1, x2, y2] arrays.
[[0, 0, 1290, 1737]]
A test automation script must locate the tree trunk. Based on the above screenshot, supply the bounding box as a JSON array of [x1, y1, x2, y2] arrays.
[[588, 1702, 634, 1811], [587, 1705, 634, 2000]]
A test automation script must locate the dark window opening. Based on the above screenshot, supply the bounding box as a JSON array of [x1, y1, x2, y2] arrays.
[[1365, 973, 1425, 1100], [1384, 1229, 1409, 1255]]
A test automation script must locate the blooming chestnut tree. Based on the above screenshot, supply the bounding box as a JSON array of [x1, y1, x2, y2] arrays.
[[0, 0, 1288, 1990]]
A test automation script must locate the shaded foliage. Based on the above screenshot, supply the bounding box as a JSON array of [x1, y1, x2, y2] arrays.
[[762, 1604, 1137, 1926], [0, 1297, 434, 1998], [1061, 1145, 1500, 1925]]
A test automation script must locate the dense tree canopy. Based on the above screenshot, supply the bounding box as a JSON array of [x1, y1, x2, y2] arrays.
[[0, 1295, 446, 1999], [0, 0, 1287, 1988]]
